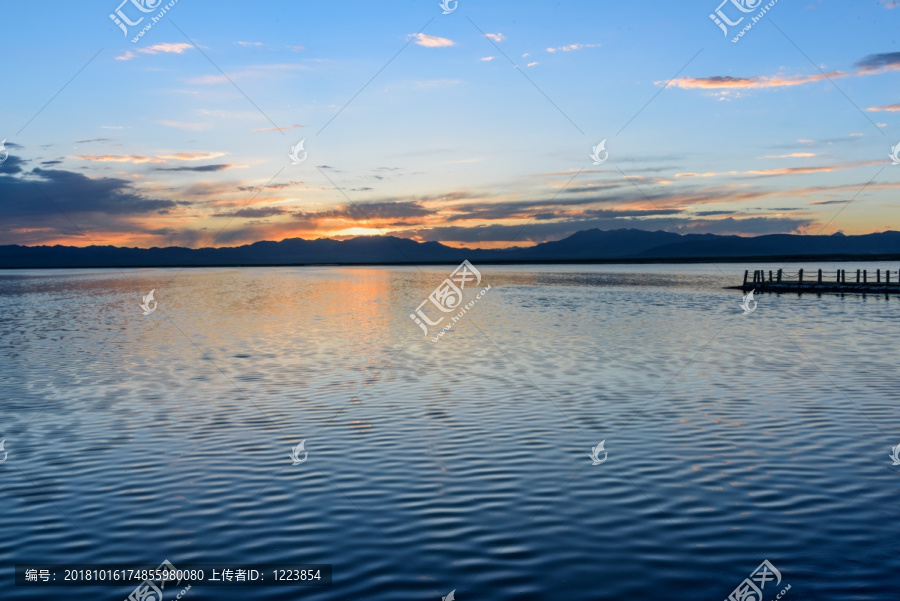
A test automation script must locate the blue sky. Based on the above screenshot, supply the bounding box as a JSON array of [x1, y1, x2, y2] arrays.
[[1, 0, 898, 248]]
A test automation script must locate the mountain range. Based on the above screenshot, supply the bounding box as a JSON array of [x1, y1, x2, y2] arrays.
[[2, 229, 900, 268]]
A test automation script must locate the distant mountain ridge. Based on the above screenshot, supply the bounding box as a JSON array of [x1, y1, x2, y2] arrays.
[[2, 229, 900, 268]]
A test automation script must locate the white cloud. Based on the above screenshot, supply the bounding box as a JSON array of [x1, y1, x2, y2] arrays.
[[527, 62, 538, 67], [140, 42, 193, 55], [409, 33, 454, 47], [761, 153, 816, 159], [485, 33, 504, 42], [253, 124, 303, 132], [116, 42, 194, 61], [156, 120, 214, 131], [546, 43, 601, 53], [415, 79, 462, 88], [235, 41, 263, 47], [156, 152, 228, 161], [185, 74, 228, 85], [480, 56, 495, 62]]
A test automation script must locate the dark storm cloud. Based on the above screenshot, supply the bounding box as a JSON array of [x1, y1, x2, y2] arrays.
[[397, 215, 809, 243], [854, 51, 900, 73], [808, 199, 849, 205], [0, 155, 28, 175], [676, 216, 811, 235], [293, 201, 431, 222], [212, 207, 288, 218], [0, 165, 181, 243]]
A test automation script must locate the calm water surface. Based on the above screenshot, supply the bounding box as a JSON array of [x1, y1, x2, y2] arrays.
[[1, 263, 899, 600]]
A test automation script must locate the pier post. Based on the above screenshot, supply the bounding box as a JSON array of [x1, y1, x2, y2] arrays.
[[769, 270, 773, 282], [857, 269, 860, 283], [818, 269, 822, 283], [877, 269, 881, 283], [888, 270, 891, 285], [864, 270, 867, 283], [743, 270, 748, 286], [798, 269, 803, 286], [777, 269, 782, 282]]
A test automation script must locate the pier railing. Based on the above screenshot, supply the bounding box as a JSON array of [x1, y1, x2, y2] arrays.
[[739, 268, 900, 292]]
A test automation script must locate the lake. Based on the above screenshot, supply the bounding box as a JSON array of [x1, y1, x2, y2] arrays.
[[1, 263, 899, 600]]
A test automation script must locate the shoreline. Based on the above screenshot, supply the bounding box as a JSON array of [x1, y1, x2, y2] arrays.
[[2, 254, 900, 270]]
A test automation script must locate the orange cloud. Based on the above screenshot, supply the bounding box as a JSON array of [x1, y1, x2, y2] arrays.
[[747, 160, 882, 176], [675, 160, 881, 179], [74, 155, 164, 164], [668, 52, 900, 92], [747, 166, 840, 176], [74, 151, 227, 164]]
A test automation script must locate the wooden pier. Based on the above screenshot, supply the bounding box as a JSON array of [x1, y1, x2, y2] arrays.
[[732, 268, 900, 294]]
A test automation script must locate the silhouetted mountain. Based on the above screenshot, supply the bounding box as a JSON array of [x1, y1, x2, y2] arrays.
[[2, 229, 900, 268]]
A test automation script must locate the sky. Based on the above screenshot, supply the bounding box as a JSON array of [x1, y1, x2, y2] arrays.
[[1, 0, 899, 249]]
